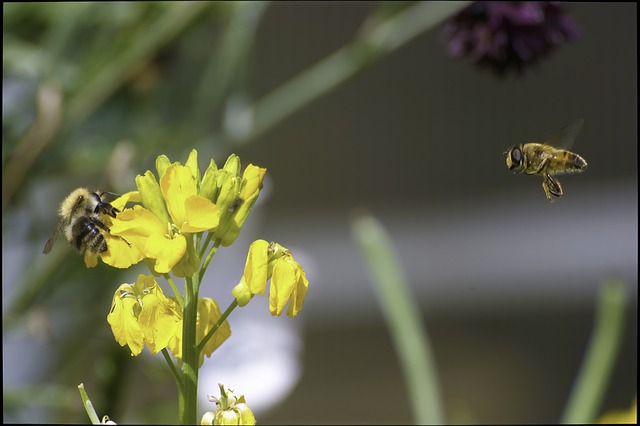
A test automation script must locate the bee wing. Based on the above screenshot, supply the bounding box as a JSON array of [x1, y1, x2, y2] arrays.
[[42, 216, 68, 254], [545, 118, 584, 149]]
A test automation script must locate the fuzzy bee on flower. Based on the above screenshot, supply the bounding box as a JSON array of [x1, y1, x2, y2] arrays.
[[43, 188, 129, 256]]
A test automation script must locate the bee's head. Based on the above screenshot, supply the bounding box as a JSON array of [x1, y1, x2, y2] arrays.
[[504, 145, 524, 172]]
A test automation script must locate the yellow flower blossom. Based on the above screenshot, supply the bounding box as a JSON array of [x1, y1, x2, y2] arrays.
[[109, 162, 220, 275], [107, 274, 182, 356], [201, 384, 255, 426], [168, 297, 231, 367], [270, 256, 308, 318], [232, 240, 309, 319]]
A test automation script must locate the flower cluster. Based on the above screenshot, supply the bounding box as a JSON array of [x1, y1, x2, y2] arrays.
[[103, 150, 266, 276], [69, 149, 309, 423], [441, 1, 580, 75], [107, 274, 231, 364], [232, 239, 309, 319], [201, 384, 256, 426], [107, 274, 182, 356]]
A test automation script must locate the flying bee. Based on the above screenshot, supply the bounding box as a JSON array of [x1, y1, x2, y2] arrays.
[[43, 188, 128, 256], [504, 119, 588, 203]]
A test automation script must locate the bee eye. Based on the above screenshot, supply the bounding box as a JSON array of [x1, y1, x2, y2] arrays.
[[511, 148, 522, 165]]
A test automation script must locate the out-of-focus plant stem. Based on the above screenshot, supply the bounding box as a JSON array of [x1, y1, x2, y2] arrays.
[[352, 212, 443, 424], [188, 1, 268, 141], [226, 1, 471, 145], [561, 278, 629, 423], [2, 80, 62, 209], [65, 2, 211, 130], [2, 3, 212, 210]]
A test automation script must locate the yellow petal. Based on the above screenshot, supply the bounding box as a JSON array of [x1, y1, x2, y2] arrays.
[[244, 240, 269, 295], [110, 205, 166, 238], [145, 233, 187, 274], [110, 191, 140, 211], [100, 234, 144, 269], [107, 285, 145, 356], [161, 165, 198, 229], [240, 164, 266, 198], [109, 205, 166, 267], [83, 251, 99, 268], [269, 259, 297, 316], [286, 260, 309, 319], [180, 195, 220, 233], [138, 286, 182, 354], [236, 403, 256, 425], [197, 298, 231, 367]]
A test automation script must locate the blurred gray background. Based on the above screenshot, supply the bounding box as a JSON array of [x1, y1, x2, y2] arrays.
[[3, 2, 637, 424]]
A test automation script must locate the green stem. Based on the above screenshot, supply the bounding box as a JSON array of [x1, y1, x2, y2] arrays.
[[162, 348, 184, 393], [179, 275, 200, 424], [197, 299, 238, 354], [561, 278, 628, 423], [164, 273, 184, 310], [77, 383, 101, 425], [198, 232, 214, 260], [226, 1, 471, 145], [351, 212, 443, 424], [199, 239, 222, 283]]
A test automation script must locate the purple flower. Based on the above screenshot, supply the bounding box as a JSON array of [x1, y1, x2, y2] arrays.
[[442, 2, 581, 75]]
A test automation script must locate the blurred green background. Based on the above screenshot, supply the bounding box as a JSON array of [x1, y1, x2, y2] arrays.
[[3, 2, 636, 424]]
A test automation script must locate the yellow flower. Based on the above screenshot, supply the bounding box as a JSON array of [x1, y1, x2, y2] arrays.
[[107, 274, 181, 356], [232, 240, 309, 319], [270, 256, 308, 318], [201, 384, 255, 426], [168, 297, 231, 367], [110, 160, 220, 275]]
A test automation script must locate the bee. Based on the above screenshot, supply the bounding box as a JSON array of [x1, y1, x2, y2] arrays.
[[43, 188, 126, 256], [504, 119, 588, 203]]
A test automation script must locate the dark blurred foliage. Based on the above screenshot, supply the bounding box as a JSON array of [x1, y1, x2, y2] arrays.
[[3, 2, 267, 206]]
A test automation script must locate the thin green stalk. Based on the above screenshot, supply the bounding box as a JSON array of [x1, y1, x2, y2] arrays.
[[197, 299, 238, 354], [227, 1, 471, 145], [77, 383, 101, 425], [162, 348, 184, 393], [561, 278, 629, 423], [164, 273, 184, 309], [352, 212, 443, 424], [190, 2, 268, 129], [179, 274, 200, 424], [198, 232, 214, 260], [200, 239, 222, 283]]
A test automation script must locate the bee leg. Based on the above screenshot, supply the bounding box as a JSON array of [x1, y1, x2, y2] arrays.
[[542, 174, 563, 203], [92, 217, 131, 247], [95, 202, 119, 218], [533, 158, 548, 175]]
